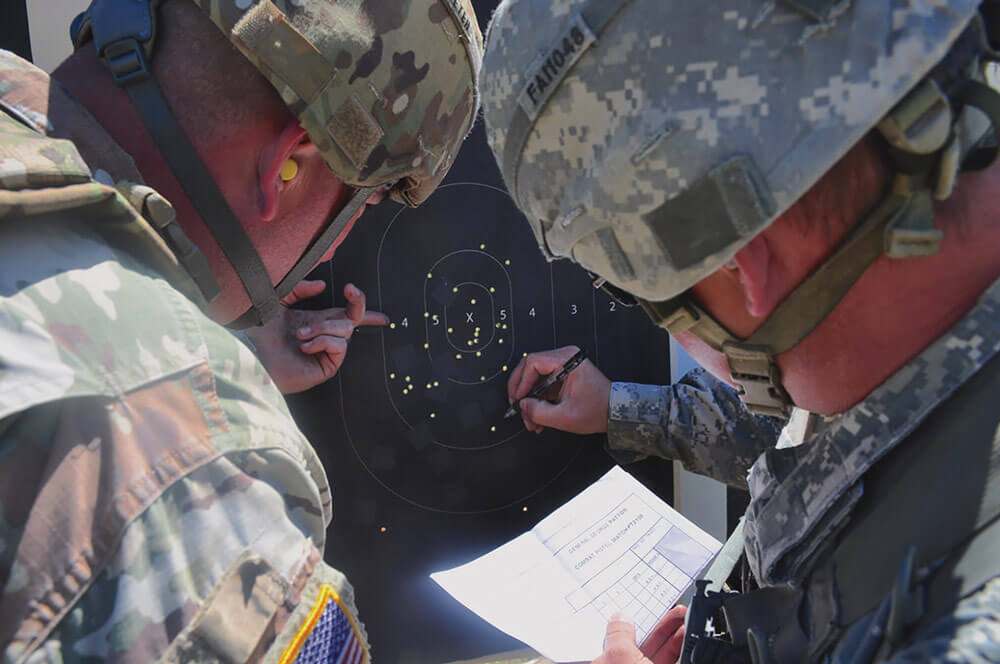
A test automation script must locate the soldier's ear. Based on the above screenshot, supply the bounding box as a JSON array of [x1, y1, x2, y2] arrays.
[[730, 234, 776, 319], [258, 122, 309, 222]]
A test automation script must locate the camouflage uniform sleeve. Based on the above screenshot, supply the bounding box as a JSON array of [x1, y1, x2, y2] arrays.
[[881, 575, 1000, 663], [2, 376, 368, 664], [606, 368, 783, 489]]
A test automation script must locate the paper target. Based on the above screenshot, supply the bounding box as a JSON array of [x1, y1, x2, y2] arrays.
[[325, 178, 668, 514], [289, 100, 672, 663]]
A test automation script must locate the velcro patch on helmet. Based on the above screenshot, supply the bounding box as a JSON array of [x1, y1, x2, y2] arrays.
[[516, 13, 596, 121], [233, 0, 334, 106], [644, 156, 774, 271], [328, 95, 384, 170]]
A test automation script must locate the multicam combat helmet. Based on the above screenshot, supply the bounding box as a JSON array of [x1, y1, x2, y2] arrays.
[[73, 0, 482, 327], [483, 0, 999, 416]]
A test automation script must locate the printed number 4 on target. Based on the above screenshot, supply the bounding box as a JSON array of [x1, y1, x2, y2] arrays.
[[431, 466, 721, 662]]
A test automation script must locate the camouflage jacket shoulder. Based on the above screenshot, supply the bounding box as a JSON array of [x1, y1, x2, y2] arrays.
[[0, 51, 366, 663], [744, 276, 1000, 587], [606, 368, 783, 489], [0, 49, 204, 308]]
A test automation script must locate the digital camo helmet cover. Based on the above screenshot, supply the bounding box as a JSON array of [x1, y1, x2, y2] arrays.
[[196, 0, 482, 206], [482, 0, 980, 302]]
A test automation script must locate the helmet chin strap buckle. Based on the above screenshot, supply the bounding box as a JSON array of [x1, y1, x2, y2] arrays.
[[640, 296, 794, 417], [884, 184, 941, 258], [722, 342, 793, 419]]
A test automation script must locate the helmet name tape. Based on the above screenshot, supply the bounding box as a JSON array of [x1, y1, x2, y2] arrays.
[[443, 0, 473, 38], [500, 0, 635, 209], [516, 14, 596, 121], [440, 0, 483, 83]]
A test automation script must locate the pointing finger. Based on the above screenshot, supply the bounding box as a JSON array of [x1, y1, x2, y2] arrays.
[[357, 310, 389, 327], [343, 283, 367, 322]]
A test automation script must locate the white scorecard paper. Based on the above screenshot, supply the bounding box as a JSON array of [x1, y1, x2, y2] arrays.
[[431, 466, 722, 662]]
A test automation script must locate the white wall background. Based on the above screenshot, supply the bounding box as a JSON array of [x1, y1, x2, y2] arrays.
[[27, 0, 89, 72]]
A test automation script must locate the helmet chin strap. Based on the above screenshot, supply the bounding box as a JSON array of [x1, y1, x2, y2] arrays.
[[226, 186, 378, 330], [74, 0, 381, 329], [639, 187, 921, 418], [639, 72, 1000, 418]]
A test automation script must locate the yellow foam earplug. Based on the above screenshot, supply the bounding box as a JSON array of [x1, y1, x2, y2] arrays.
[[279, 158, 299, 182]]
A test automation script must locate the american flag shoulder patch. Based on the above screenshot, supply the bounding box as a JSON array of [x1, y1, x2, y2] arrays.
[[279, 583, 368, 664]]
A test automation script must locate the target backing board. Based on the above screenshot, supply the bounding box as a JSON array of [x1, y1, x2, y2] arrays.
[[287, 117, 673, 662]]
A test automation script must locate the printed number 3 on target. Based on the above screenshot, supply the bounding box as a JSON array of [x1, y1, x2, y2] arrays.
[[431, 466, 721, 662]]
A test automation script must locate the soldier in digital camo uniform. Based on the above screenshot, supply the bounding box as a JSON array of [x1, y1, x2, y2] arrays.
[[485, 0, 1000, 662], [0, 0, 480, 661]]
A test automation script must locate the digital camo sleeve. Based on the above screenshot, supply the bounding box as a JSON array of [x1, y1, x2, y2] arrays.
[[606, 368, 783, 489]]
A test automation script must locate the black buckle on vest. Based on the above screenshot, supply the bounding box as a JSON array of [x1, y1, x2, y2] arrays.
[[683, 580, 810, 664], [681, 581, 750, 664], [103, 38, 150, 86]]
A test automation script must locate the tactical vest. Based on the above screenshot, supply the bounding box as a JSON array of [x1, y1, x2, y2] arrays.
[[684, 351, 1000, 664]]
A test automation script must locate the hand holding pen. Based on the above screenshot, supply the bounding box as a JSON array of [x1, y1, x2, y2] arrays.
[[505, 348, 587, 418], [505, 345, 613, 435]]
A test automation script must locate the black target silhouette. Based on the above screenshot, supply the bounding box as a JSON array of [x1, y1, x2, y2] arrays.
[[335, 182, 610, 513], [290, 114, 672, 663]]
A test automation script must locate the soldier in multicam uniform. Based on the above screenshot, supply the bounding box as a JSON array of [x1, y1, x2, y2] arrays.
[[484, 0, 1000, 662], [0, 0, 480, 661]]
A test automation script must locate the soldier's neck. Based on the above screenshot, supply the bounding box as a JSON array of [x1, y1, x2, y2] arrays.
[[52, 50, 205, 246], [778, 167, 1000, 415]]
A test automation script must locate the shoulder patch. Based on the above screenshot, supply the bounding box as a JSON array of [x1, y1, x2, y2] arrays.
[[280, 584, 368, 664]]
